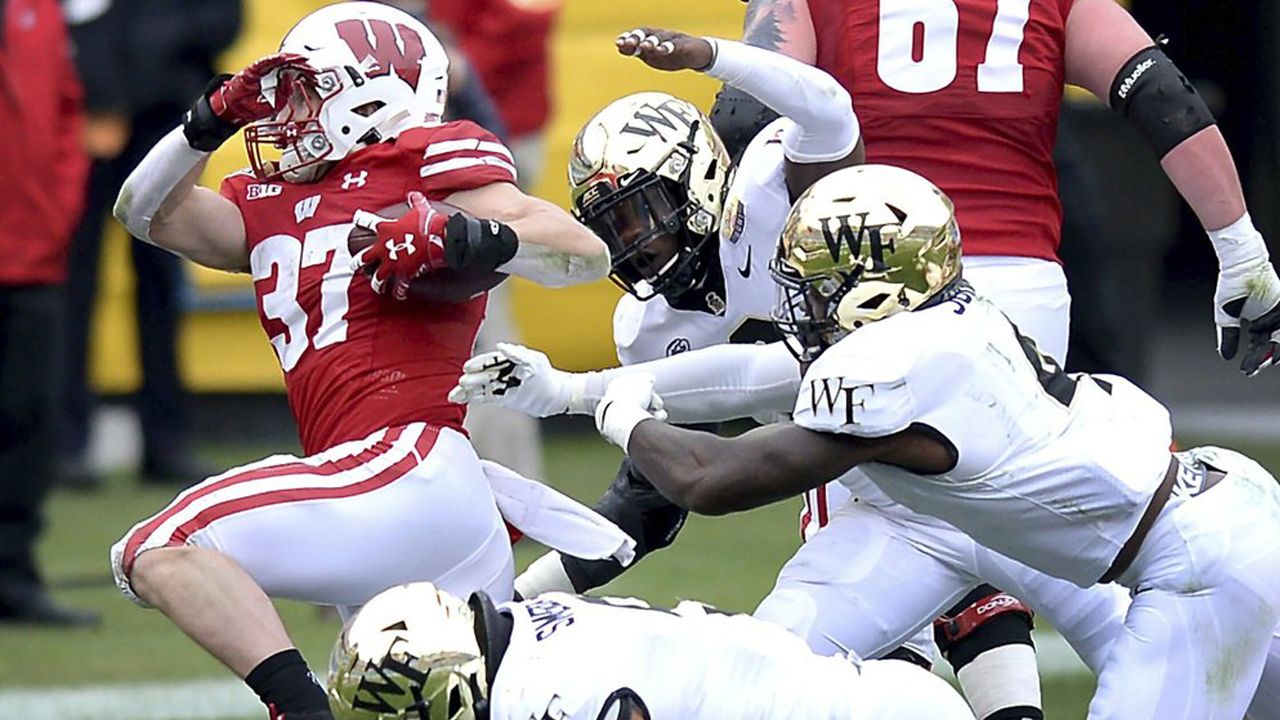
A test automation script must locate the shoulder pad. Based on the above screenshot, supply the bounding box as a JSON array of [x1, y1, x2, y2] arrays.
[[792, 332, 917, 437]]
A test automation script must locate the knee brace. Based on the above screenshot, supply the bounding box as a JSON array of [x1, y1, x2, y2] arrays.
[[934, 587, 1035, 669], [1110, 44, 1216, 159]]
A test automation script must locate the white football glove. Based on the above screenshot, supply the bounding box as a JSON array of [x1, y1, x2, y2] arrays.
[[1210, 218, 1280, 376], [448, 342, 590, 417], [595, 374, 667, 452]]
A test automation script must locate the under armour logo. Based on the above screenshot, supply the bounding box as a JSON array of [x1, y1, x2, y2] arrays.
[[294, 195, 321, 223], [385, 234, 416, 261], [341, 171, 369, 190]]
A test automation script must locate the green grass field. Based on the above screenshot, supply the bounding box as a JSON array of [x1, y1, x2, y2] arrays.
[[4, 430, 1276, 718]]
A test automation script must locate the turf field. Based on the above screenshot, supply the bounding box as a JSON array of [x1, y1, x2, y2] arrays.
[[3, 429, 1276, 718]]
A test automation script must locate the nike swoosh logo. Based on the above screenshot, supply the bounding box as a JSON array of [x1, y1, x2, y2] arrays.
[[738, 246, 752, 279]]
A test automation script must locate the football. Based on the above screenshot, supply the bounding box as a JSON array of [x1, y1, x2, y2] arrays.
[[348, 199, 507, 304]]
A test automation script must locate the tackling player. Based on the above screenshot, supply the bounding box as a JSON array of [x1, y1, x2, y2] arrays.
[[107, 4, 609, 720], [324, 581, 976, 719], [480, 27, 1118, 720], [586, 165, 1280, 719]]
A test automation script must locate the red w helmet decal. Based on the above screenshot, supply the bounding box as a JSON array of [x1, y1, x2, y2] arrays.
[[335, 18, 425, 88]]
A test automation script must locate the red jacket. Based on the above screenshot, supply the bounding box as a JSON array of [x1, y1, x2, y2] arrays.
[[0, 0, 88, 285], [431, 0, 558, 139]]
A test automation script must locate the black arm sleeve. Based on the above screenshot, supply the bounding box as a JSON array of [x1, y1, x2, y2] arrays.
[[1109, 45, 1215, 159], [559, 423, 721, 593]]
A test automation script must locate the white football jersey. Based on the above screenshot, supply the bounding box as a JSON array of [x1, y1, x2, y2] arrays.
[[489, 593, 868, 719], [792, 290, 1173, 586], [612, 118, 791, 366]]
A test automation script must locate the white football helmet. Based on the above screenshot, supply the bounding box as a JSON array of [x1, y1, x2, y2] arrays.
[[246, 1, 450, 182]]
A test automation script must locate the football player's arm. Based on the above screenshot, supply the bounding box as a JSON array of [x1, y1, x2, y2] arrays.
[[620, 419, 876, 515], [1065, 0, 1280, 375], [451, 340, 800, 422], [114, 129, 249, 272], [619, 29, 861, 200], [445, 182, 610, 287]]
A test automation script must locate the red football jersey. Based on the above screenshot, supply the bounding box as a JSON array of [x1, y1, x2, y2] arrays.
[[810, 0, 1074, 260], [220, 121, 517, 454]]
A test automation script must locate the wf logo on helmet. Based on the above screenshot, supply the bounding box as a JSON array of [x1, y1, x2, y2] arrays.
[[819, 211, 901, 270], [620, 99, 698, 139]]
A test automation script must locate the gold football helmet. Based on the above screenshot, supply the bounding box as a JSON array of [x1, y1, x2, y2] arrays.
[[568, 92, 731, 300], [770, 164, 962, 360], [327, 583, 488, 720]]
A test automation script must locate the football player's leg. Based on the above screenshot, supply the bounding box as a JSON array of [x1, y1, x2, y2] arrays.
[[753, 499, 972, 659], [517, 454, 689, 598], [111, 425, 511, 712], [1247, 629, 1280, 720], [1089, 450, 1280, 718], [974, 549, 1130, 675], [934, 585, 1042, 720]]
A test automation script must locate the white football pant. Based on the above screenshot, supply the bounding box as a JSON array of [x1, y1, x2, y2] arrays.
[[112, 424, 515, 612]]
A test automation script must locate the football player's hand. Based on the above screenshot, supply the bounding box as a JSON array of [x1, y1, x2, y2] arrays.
[[595, 374, 667, 452], [210, 53, 314, 126], [1215, 256, 1280, 376], [351, 192, 452, 300], [616, 27, 715, 73], [448, 343, 589, 417]]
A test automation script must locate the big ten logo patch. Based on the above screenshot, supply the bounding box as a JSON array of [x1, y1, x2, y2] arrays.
[[246, 183, 283, 200]]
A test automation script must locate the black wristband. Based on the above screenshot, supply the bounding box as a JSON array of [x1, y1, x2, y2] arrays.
[[443, 214, 520, 272], [182, 74, 240, 152]]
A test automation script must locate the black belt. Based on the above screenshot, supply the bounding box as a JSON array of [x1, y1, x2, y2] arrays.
[[1099, 455, 1227, 584]]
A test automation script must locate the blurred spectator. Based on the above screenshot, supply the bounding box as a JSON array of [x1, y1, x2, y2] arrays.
[[60, 0, 241, 488], [0, 0, 97, 625], [430, 0, 562, 481]]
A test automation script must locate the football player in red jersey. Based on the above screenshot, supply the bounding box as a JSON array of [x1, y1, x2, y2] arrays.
[[703, 3, 1280, 717], [108, 3, 609, 719]]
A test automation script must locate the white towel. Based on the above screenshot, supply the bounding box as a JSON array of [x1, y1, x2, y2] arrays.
[[480, 460, 636, 567]]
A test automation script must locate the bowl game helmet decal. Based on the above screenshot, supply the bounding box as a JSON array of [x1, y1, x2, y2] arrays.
[[245, 2, 450, 182], [568, 92, 731, 301], [328, 583, 488, 720], [770, 164, 962, 360]]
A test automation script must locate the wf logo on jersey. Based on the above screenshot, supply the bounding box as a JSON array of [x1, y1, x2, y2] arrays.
[[819, 211, 902, 270], [808, 377, 875, 426], [336, 18, 425, 87], [351, 636, 434, 715], [525, 598, 576, 641]]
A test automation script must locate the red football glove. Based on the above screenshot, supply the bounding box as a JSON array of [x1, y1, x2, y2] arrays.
[[209, 53, 313, 126], [351, 192, 452, 300]]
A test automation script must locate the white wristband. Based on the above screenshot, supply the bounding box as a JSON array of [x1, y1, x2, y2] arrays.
[[596, 399, 654, 453], [1208, 212, 1270, 269]]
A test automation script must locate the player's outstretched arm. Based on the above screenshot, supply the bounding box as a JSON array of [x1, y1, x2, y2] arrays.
[[445, 182, 609, 287], [593, 375, 877, 515], [1065, 0, 1280, 375], [114, 53, 312, 272], [450, 340, 800, 422], [617, 27, 862, 199]]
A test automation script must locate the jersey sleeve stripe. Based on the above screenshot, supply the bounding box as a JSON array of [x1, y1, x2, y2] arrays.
[[420, 155, 518, 181], [422, 138, 515, 162]]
